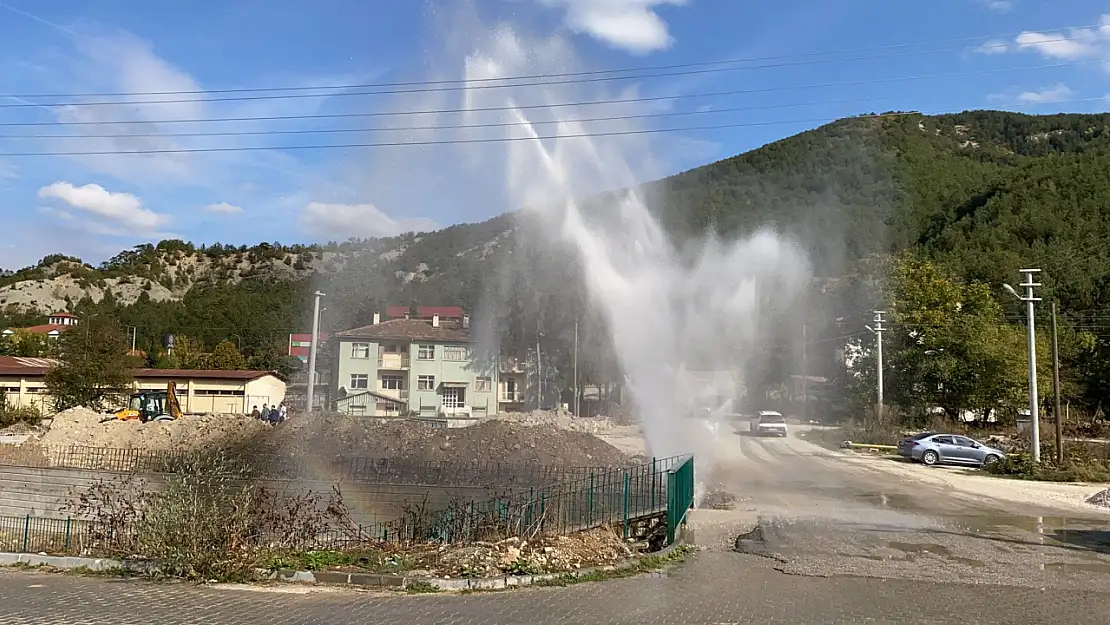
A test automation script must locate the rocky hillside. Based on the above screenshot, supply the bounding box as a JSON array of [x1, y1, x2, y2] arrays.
[[6, 109, 1110, 373]]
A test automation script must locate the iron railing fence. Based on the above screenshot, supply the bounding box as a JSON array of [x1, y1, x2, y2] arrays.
[[0, 444, 623, 488]]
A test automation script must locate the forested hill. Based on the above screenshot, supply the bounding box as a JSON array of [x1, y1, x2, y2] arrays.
[[4, 109, 1110, 366]]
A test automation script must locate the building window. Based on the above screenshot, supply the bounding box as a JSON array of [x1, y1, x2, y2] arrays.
[[442, 345, 469, 361], [350, 374, 369, 390], [351, 343, 371, 359], [417, 344, 435, 360], [380, 374, 405, 390], [475, 377, 492, 392], [383, 344, 400, 353], [442, 386, 465, 409], [417, 375, 436, 391]]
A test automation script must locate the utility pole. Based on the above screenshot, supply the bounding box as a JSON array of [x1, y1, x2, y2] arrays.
[[535, 321, 543, 411], [1004, 269, 1042, 463], [305, 291, 325, 415], [865, 311, 886, 421], [573, 319, 580, 417], [1051, 302, 1063, 464], [801, 323, 808, 422]]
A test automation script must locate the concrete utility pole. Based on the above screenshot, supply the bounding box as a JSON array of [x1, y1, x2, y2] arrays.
[[1051, 302, 1064, 464], [305, 291, 325, 415], [865, 311, 886, 421], [573, 319, 580, 417], [1004, 269, 1042, 463], [801, 323, 808, 422]]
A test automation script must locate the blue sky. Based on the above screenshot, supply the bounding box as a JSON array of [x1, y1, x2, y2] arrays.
[[0, 0, 1108, 269]]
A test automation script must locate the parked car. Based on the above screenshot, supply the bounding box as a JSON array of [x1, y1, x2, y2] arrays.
[[897, 432, 1006, 468], [755, 410, 788, 437]]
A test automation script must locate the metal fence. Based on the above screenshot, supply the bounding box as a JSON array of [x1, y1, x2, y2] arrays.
[[354, 454, 693, 547], [0, 515, 97, 555], [0, 455, 695, 558], [0, 444, 623, 488]]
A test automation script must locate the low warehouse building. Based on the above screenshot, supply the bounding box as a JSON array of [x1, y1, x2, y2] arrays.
[[0, 357, 285, 415]]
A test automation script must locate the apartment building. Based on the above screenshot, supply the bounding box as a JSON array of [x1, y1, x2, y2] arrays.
[[330, 312, 500, 418]]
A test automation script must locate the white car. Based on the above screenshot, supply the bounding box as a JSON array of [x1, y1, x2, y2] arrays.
[[755, 411, 788, 437]]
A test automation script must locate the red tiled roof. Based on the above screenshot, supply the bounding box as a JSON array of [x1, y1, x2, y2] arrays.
[[384, 305, 466, 320], [417, 306, 465, 319], [385, 305, 411, 319], [5, 324, 71, 335], [334, 318, 472, 342]]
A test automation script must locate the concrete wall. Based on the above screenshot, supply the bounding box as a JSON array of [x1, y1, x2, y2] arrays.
[[0, 465, 504, 527]]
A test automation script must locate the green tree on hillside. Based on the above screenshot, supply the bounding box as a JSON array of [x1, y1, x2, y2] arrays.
[[202, 340, 247, 370], [45, 315, 135, 411], [885, 254, 1050, 420]]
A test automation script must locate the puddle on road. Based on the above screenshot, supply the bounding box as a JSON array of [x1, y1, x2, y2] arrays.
[[1045, 561, 1110, 575], [886, 541, 987, 568]]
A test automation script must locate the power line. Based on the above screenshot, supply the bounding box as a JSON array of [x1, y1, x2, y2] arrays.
[[0, 60, 1079, 110], [0, 28, 1098, 100], [4, 94, 1105, 141], [0, 60, 1088, 128], [0, 103, 1099, 158]]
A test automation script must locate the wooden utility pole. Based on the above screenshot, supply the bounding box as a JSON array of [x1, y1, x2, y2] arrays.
[[1051, 302, 1064, 463]]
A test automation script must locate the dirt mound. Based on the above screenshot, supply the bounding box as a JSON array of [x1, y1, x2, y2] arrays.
[[282, 417, 630, 466], [38, 407, 270, 452], [29, 409, 630, 467]]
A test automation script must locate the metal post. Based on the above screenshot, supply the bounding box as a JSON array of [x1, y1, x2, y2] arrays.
[[573, 320, 579, 417], [22, 514, 30, 553], [305, 291, 325, 415], [866, 312, 886, 420], [622, 471, 631, 540], [1051, 302, 1063, 464]]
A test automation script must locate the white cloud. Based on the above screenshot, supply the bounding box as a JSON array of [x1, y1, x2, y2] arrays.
[[1016, 83, 1074, 103], [299, 202, 439, 240], [37, 181, 169, 233], [978, 0, 1013, 12], [540, 0, 688, 53], [203, 202, 244, 215], [974, 39, 1009, 55], [1015, 30, 1098, 60]]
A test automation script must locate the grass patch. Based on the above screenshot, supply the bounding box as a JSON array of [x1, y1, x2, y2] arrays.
[[984, 446, 1110, 483], [403, 581, 440, 594]]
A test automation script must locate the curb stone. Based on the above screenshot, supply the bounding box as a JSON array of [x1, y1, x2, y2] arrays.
[[0, 536, 688, 591]]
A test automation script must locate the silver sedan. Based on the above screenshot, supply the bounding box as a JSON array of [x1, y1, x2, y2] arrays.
[[897, 432, 1006, 468]]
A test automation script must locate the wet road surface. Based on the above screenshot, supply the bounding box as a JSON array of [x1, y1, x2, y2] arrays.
[[4, 425, 1110, 623]]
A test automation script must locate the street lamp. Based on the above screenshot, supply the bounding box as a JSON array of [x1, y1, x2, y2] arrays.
[[1003, 269, 1042, 463], [306, 291, 325, 414]]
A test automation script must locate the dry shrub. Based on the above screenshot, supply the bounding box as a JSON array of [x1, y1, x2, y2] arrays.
[[65, 448, 359, 581]]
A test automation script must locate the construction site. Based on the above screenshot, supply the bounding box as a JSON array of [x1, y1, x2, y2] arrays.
[[0, 399, 691, 581]]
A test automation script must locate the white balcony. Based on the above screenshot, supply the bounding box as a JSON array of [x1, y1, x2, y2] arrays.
[[499, 356, 525, 373], [378, 354, 410, 369], [499, 393, 524, 403]]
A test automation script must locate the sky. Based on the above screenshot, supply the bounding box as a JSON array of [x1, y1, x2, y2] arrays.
[[0, 0, 1108, 269]]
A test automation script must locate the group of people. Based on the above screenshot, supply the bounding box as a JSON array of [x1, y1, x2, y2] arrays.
[[251, 402, 286, 424]]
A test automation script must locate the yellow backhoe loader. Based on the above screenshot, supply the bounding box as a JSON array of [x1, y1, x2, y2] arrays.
[[101, 382, 184, 423]]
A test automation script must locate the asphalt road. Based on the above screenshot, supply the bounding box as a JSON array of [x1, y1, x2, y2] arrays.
[[4, 425, 1110, 624]]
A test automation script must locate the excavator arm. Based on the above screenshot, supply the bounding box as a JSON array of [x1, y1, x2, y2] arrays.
[[166, 382, 183, 419]]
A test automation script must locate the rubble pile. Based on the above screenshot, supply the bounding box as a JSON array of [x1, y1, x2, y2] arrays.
[[1086, 488, 1110, 508], [492, 408, 641, 437], [24, 408, 632, 466], [39, 407, 269, 452], [403, 528, 635, 578]]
